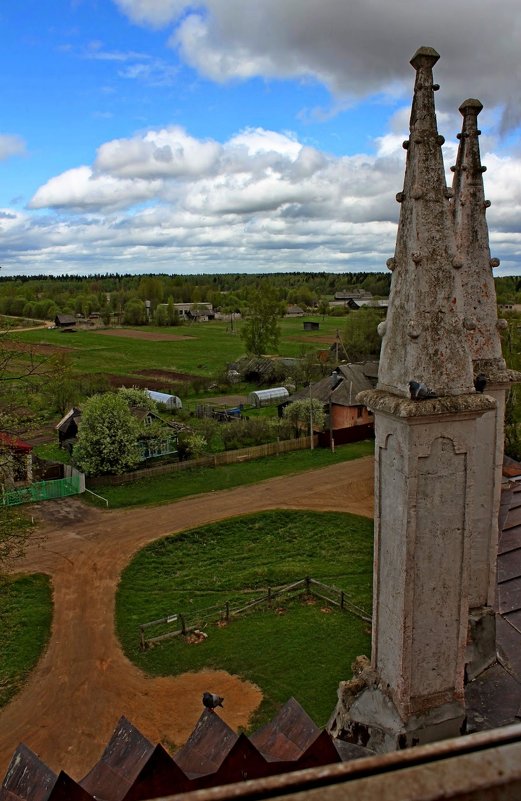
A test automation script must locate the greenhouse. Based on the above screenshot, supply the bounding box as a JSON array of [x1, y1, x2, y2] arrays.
[[247, 387, 289, 408], [145, 389, 182, 409]]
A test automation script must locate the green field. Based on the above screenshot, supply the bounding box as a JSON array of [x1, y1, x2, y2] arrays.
[[116, 509, 373, 728], [0, 574, 53, 709], [13, 317, 342, 379]]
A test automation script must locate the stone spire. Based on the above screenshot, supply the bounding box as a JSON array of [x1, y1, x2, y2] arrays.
[[451, 98, 506, 374], [378, 47, 474, 397]]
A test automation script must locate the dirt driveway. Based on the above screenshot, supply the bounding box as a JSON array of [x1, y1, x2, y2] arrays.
[[0, 457, 374, 780]]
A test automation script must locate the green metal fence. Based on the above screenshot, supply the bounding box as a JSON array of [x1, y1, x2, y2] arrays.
[[1, 473, 83, 507]]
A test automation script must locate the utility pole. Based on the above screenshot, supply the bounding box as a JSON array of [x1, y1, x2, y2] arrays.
[[309, 382, 314, 450]]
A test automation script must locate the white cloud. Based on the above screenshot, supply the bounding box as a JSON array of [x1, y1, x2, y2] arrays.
[[0, 115, 514, 274], [94, 127, 221, 179], [29, 166, 162, 211], [3, 122, 404, 272], [114, 0, 521, 132]]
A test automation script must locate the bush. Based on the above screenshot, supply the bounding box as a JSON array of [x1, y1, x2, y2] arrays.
[[177, 431, 208, 460]]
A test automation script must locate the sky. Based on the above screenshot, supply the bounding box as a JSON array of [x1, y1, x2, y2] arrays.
[[1, 0, 521, 277]]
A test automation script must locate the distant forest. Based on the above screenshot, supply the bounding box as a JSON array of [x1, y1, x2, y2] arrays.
[[0, 272, 519, 324], [0, 272, 391, 324]]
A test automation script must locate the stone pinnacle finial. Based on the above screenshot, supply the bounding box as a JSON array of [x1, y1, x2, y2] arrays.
[[378, 49, 474, 397], [452, 98, 505, 371], [410, 46, 440, 69]]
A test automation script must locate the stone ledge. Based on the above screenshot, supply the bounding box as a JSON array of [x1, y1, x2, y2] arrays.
[[473, 360, 521, 388], [356, 389, 496, 418]]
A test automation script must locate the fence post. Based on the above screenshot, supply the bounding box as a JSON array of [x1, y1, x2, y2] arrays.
[[140, 626, 146, 651], [340, 590, 345, 610], [225, 602, 230, 621], [305, 576, 311, 596], [179, 614, 186, 635], [268, 587, 272, 607]]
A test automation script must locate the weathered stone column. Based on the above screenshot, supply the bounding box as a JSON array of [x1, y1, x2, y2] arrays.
[[451, 99, 520, 679], [329, 48, 495, 752]]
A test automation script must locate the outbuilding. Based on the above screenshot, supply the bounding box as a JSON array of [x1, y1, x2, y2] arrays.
[[145, 389, 182, 410], [247, 387, 289, 408], [54, 314, 77, 328]]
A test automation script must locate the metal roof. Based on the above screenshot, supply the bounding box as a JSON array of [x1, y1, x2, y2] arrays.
[[1, 700, 342, 801], [286, 362, 378, 408]]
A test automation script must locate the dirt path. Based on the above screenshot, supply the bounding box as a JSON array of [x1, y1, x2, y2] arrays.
[[0, 457, 374, 780]]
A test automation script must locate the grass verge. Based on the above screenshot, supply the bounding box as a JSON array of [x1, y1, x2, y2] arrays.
[[86, 440, 374, 508], [116, 509, 373, 728], [0, 574, 53, 709]]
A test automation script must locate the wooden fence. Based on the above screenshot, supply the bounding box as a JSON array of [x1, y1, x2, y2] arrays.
[[139, 576, 372, 650], [87, 435, 317, 488]]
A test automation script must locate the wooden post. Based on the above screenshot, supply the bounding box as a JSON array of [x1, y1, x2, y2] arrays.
[[179, 614, 186, 635], [225, 602, 230, 621], [268, 587, 272, 607], [340, 591, 345, 610], [140, 626, 146, 651], [305, 576, 311, 597]]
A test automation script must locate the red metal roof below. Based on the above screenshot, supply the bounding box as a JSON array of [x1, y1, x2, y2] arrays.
[[0, 433, 32, 452]]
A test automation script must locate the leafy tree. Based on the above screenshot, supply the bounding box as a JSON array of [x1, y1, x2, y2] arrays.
[[74, 393, 141, 476], [284, 398, 326, 438], [343, 307, 383, 361], [39, 355, 80, 416], [117, 386, 157, 412], [0, 333, 55, 575], [123, 299, 147, 325], [240, 287, 284, 356], [165, 296, 181, 326], [153, 304, 168, 326], [138, 276, 164, 308], [318, 299, 330, 319]]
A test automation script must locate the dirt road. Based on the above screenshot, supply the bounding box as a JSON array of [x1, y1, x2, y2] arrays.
[[0, 457, 374, 780]]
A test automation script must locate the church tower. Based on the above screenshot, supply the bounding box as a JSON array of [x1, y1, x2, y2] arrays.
[[451, 99, 519, 679], [329, 48, 496, 752]]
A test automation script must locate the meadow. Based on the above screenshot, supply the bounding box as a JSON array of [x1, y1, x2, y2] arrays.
[[12, 316, 343, 380], [116, 509, 373, 728]]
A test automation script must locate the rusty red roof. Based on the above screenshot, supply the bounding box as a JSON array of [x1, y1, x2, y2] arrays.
[[0, 433, 32, 452]]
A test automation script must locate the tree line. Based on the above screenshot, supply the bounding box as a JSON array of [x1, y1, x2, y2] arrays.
[[0, 272, 391, 323]]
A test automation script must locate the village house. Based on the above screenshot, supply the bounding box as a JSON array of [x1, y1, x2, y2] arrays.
[[56, 404, 180, 462], [284, 362, 378, 443]]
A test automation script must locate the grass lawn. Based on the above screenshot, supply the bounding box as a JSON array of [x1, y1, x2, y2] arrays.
[[116, 509, 373, 729], [13, 316, 345, 380], [86, 440, 374, 508], [0, 574, 53, 709]]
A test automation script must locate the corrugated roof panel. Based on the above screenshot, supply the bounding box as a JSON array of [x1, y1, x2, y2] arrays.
[[80, 717, 154, 801], [173, 710, 238, 779]]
